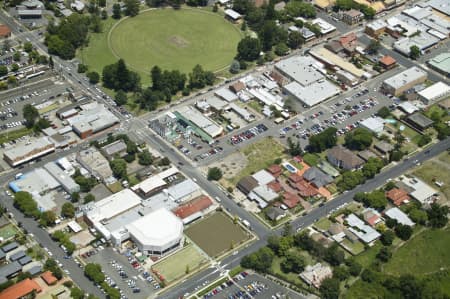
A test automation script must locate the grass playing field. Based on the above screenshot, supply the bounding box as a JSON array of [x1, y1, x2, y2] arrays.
[[185, 212, 249, 257], [152, 245, 207, 284], [109, 8, 241, 76]]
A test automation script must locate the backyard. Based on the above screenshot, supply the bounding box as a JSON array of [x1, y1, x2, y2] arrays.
[[151, 244, 207, 284], [185, 212, 250, 257], [413, 152, 450, 201]]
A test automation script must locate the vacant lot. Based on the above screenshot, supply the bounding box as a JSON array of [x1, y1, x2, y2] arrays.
[[384, 227, 450, 276], [185, 212, 249, 257], [109, 9, 241, 77], [229, 138, 285, 185], [413, 152, 450, 201], [152, 245, 207, 284]]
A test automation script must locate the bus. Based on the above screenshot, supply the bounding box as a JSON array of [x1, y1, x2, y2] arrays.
[[26, 70, 45, 80]]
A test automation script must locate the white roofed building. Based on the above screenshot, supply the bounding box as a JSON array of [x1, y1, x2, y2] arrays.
[[359, 117, 385, 135], [418, 81, 450, 105], [3, 137, 55, 167]]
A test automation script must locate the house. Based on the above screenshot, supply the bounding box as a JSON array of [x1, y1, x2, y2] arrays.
[[283, 192, 301, 209], [379, 55, 397, 69], [405, 113, 434, 131], [267, 164, 282, 177], [250, 185, 279, 203], [362, 208, 382, 227], [41, 271, 57, 285], [386, 188, 410, 206], [0, 278, 41, 299], [401, 176, 438, 205], [229, 81, 246, 94], [101, 140, 127, 159], [339, 32, 358, 54], [266, 207, 286, 221], [374, 141, 394, 155], [252, 170, 275, 185], [327, 145, 364, 170], [384, 207, 415, 226], [267, 181, 282, 193], [237, 176, 259, 195], [0, 25, 11, 38], [303, 167, 333, 188], [341, 9, 364, 25], [292, 179, 319, 197], [317, 161, 340, 178], [300, 263, 333, 288], [345, 214, 381, 244], [358, 149, 378, 162]]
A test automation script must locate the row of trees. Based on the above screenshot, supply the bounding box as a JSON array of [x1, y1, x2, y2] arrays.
[[13, 191, 58, 227], [84, 263, 120, 299], [51, 230, 76, 254], [333, 0, 376, 19], [337, 157, 385, 191]]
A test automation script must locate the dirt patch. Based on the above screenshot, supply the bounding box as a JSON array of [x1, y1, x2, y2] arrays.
[[207, 151, 248, 181], [168, 35, 190, 48]]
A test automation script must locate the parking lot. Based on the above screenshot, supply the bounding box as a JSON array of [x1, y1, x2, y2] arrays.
[[201, 273, 305, 299], [85, 247, 156, 299]]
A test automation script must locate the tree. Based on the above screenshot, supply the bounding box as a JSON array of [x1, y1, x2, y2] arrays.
[[11, 63, 19, 72], [87, 71, 100, 84], [337, 170, 365, 191], [23, 104, 39, 127], [287, 137, 303, 156], [115, 90, 127, 106], [14, 192, 40, 218], [376, 246, 392, 262], [362, 157, 384, 179], [240, 247, 274, 273], [333, 266, 350, 281], [124, 0, 139, 16], [366, 39, 380, 54], [188, 64, 214, 89], [345, 259, 362, 276], [344, 128, 373, 150], [110, 159, 127, 179], [112, 3, 121, 19], [84, 193, 96, 204], [84, 263, 105, 284], [274, 42, 289, 56], [377, 106, 390, 118], [380, 230, 395, 246], [77, 64, 88, 74], [207, 167, 222, 181], [0, 66, 7, 76], [417, 134, 432, 147], [61, 202, 75, 218], [409, 45, 420, 60], [427, 203, 449, 228], [320, 278, 340, 299], [395, 224, 413, 240], [229, 60, 240, 74], [71, 287, 85, 299], [39, 211, 56, 227], [324, 244, 344, 266], [23, 42, 33, 53], [71, 192, 80, 203], [364, 189, 387, 209], [281, 251, 305, 273], [137, 150, 153, 165], [287, 31, 304, 49], [237, 37, 261, 61], [102, 59, 140, 92], [13, 51, 21, 61], [308, 127, 338, 153]]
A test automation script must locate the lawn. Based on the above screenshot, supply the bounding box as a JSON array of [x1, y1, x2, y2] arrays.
[[38, 103, 59, 114], [185, 212, 250, 257], [314, 218, 332, 231], [108, 9, 242, 80], [341, 239, 365, 256], [0, 224, 18, 240], [302, 153, 320, 167], [230, 137, 285, 185], [106, 181, 123, 193], [354, 242, 382, 268], [152, 245, 207, 284], [384, 227, 450, 276], [0, 127, 33, 144], [413, 153, 450, 200]]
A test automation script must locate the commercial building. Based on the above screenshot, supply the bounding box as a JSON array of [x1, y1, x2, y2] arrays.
[[341, 9, 364, 25], [77, 147, 113, 182], [417, 81, 450, 105], [215, 88, 238, 102], [381, 67, 427, 96], [309, 47, 365, 78], [336, 70, 358, 86], [428, 53, 450, 77], [131, 166, 178, 197], [283, 80, 340, 107], [345, 214, 381, 244], [175, 106, 223, 144], [424, 0, 450, 17], [67, 103, 119, 139], [3, 137, 55, 167], [359, 117, 385, 135], [379, 55, 397, 69], [365, 20, 386, 38], [124, 208, 183, 256], [393, 33, 440, 57], [173, 195, 213, 224], [311, 18, 336, 35], [275, 56, 325, 86], [44, 162, 80, 194]]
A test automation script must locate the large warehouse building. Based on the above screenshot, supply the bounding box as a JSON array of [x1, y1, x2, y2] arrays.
[[3, 137, 55, 167], [174, 106, 223, 144]]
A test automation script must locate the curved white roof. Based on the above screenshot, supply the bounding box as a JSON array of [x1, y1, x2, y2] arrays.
[[126, 208, 183, 247]]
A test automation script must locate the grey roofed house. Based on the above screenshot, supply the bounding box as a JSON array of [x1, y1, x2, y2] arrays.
[[9, 250, 26, 261], [358, 149, 378, 162], [101, 140, 127, 158], [325, 40, 344, 53], [27, 264, 42, 276], [1, 241, 18, 253], [266, 207, 286, 221], [374, 141, 394, 154], [303, 167, 333, 188], [18, 255, 32, 266], [327, 145, 364, 170], [405, 113, 434, 130], [237, 176, 259, 195], [0, 261, 22, 280]]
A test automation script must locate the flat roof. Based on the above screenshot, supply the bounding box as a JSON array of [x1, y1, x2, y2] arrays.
[[383, 67, 427, 89], [418, 81, 450, 100], [86, 189, 142, 222], [68, 103, 119, 134], [283, 80, 340, 107], [168, 179, 200, 201], [4, 137, 54, 162], [11, 168, 60, 194], [125, 208, 183, 247], [101, 140, 127, 156], [425, 0, 450, 16], [176, 106, 223, 139], [428, 52, 450, 73], [275, 56, 324, 86], [360, 117, 384, 133], [252, 170, 275, 185], [215, 88, 238, 102], [43, 162, 80, 193]]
